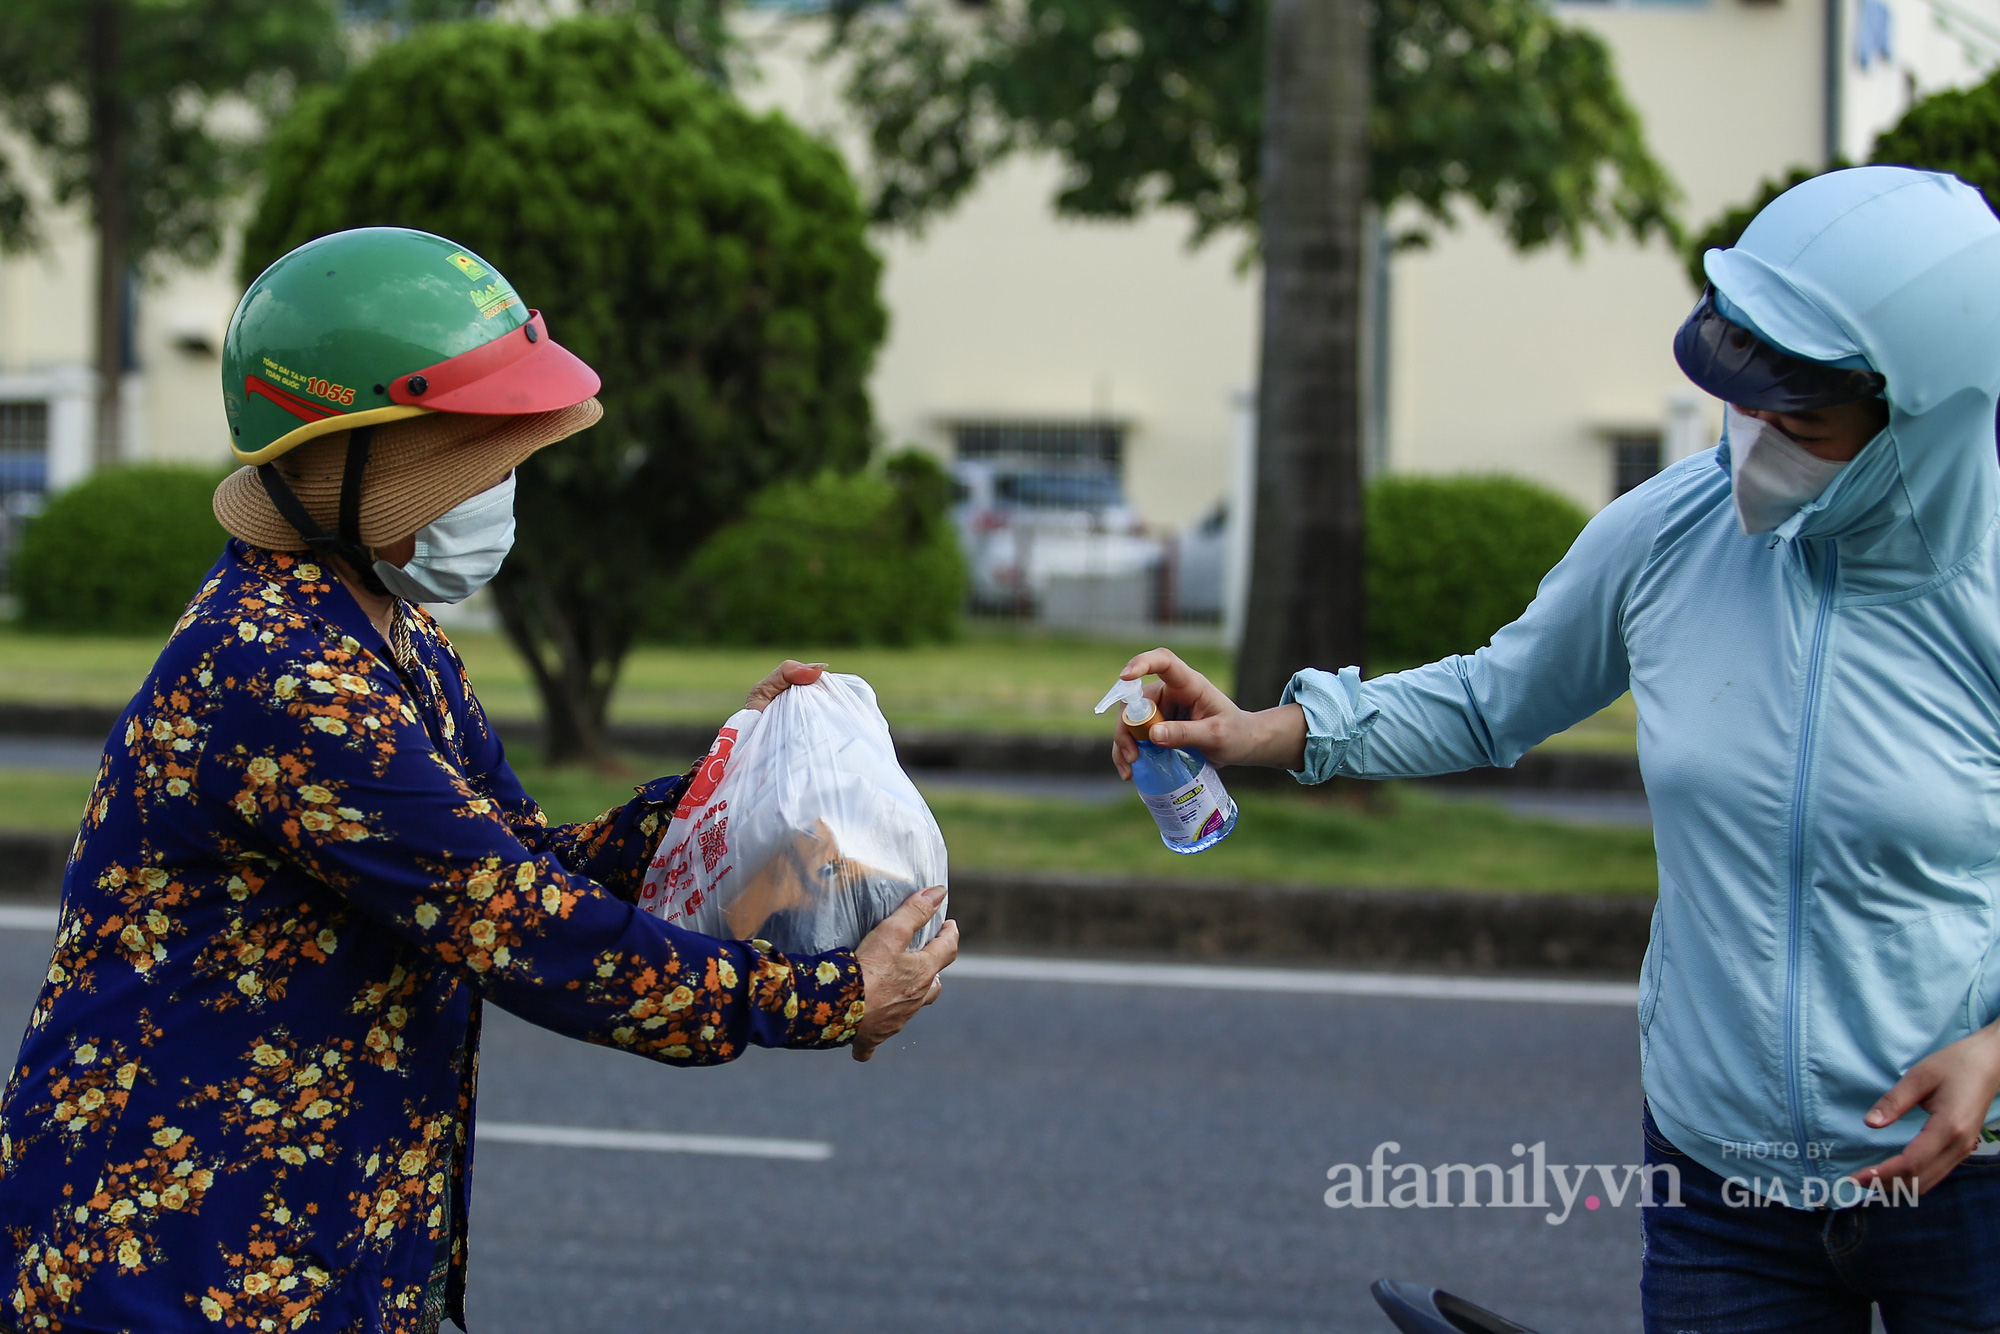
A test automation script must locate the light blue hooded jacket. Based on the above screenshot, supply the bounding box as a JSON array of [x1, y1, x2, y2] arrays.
[[1285, 167, 2000, 1194]]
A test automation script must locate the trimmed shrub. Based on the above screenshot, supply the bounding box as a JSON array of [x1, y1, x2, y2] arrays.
[[14, 465, 231, 636], [661, 450, 965, 647], [1367, 474, 1588, 669]]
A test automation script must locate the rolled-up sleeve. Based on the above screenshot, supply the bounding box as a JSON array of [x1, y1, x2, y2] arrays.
[[1283, 475, 1667, 785], [195, 644, 863, 1060]]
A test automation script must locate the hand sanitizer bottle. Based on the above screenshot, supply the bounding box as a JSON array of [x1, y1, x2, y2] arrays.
[[1095, 677, 1239, 854]]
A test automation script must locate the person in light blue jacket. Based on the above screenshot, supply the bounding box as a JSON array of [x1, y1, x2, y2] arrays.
[[1112, 166, 2000, 1331]]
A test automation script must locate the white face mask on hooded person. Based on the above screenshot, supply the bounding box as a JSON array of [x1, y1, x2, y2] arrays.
[[373, 472, 516, 604], [1725, 405, 1853, 536]]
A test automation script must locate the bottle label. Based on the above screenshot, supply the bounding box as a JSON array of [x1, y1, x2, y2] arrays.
[[1141, 762, 1230, 843]]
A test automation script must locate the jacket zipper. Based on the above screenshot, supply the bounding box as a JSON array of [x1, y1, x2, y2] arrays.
[[1785, 542, 1839, 1175]]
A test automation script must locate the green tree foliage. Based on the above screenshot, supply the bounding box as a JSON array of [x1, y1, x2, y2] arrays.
[[0, 1, 341, 463], [242, 16, 887, 761], [13, 465, 230, 636], [830, 0, 1677, 252], [1686, 71, 2000, 289], [662, 450, 965, 647], [1365, 474, 1587, 669]]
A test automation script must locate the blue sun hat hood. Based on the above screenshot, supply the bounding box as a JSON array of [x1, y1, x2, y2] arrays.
[[1700, 166, 2000, 588]]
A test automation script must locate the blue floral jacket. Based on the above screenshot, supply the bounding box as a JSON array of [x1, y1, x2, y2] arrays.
[[0, 541, 865, 1333]]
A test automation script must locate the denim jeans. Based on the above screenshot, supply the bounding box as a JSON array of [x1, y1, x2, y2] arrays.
[[1641, 1104, 2000, 1333]]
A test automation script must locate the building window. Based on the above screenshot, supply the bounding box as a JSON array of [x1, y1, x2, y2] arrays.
[[1611, 432, 1662, 498], [0, 401, 50, 585], [951, 418, 1125, 471]]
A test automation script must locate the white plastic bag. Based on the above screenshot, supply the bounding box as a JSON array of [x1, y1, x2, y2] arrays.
[[635, 673, 948, 954]]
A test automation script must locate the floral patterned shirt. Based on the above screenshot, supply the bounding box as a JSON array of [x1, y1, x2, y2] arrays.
[[0, 541, 865, 1334]]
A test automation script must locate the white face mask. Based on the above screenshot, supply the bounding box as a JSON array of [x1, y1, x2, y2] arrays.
[[1726, 406, 1851, 535], [373, 473, 516, 604]]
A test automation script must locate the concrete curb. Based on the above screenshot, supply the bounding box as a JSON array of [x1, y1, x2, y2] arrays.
[[948, 870, 1652, 975], [0, 701, 1644, 791], [0, 829, 1651, 974]]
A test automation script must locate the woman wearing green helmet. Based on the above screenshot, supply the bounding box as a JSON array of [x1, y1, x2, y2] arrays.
[[0, 227, 957, 1334]]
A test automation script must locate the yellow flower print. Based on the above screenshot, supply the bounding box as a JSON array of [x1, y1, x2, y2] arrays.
[[153, 1125, 184, 1148], [815, 961, 840, 985], [116, 1237, 141, 1268], [413, 904, 438, 929], [467, 920, 497, 949], [252, 1044, 283, 1067], [717, 960, 738, 988], [247, 756, 279, 784], [274, 674, 299, 700], [309, 716, 347, 736], [74, 1043, 96, 1063], [277, 1146, 306, 1166], [664, 985, 694, 1012], [299, 811, 334, 833], [398, 1148, 426, 1175], [297, 562, 321, 581], [298, 785, 334, 805], [237, 622, 257, 642]]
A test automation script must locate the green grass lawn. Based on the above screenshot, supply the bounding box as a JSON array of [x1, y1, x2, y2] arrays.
[[0, 623, 1229, 737], [0, 621, 1638, 750], [0, 749, 1655, 892]]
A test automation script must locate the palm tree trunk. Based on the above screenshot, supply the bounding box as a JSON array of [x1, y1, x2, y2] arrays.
[[87, 0, 128, 470], [1235, 0, 1371, 708]]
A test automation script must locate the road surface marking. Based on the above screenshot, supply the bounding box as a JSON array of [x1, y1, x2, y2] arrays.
[[477, 1120, 831, 1161], [0, 908, 1636, 1005], [949, 954, 1638, 1007]]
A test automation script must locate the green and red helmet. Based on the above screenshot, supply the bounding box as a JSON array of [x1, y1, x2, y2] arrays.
[[222, 227, 600, 465]]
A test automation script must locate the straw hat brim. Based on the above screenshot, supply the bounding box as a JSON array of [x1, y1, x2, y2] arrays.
[[214, 399, 602, 552]]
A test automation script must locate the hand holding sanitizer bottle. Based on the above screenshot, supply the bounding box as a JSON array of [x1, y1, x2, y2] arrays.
[[1095, 676, 1239, 854]]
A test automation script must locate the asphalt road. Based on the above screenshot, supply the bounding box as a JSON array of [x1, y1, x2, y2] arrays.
[[0, 920, 1646, 1334]]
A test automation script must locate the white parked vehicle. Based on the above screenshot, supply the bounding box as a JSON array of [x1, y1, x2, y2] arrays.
[[950, 460, 1162, 614]]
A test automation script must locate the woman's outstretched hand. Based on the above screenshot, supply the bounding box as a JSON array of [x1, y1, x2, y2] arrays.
[[746, 660, 826, 711], [852, 886, 958, 1062], [1109, 648, 1308, 779]]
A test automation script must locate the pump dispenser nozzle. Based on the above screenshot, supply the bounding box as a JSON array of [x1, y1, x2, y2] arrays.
[[1094, 677, 1159, 738]]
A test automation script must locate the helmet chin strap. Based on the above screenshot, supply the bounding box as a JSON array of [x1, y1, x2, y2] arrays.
[[255, 427, 393, 599]]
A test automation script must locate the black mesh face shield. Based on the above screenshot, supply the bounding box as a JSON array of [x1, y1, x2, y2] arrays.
[[1673, 288, 1886, 412]]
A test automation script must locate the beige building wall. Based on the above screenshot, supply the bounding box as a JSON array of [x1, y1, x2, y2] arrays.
[[1, 1, 1992, 535], [1389, 0, 2000, 514], [1386, 0, 1830, 512], [740, 16, 1259, 533]]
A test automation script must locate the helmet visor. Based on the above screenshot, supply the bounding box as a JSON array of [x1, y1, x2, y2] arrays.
[[1673, 289, 1885, 413]]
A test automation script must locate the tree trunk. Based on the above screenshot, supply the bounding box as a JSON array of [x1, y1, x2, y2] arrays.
[[489, 560, 630, 766], [87, 0, 128, 470], [1235, 0, 1371, 708]]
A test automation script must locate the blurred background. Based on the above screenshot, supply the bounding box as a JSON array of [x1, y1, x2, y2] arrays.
[[0, 0, 1995, 1329]]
